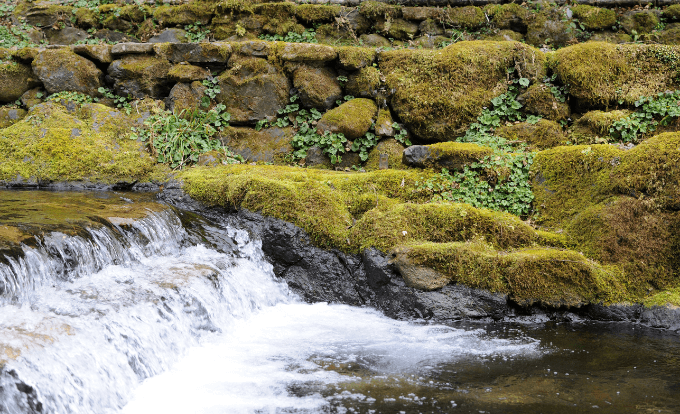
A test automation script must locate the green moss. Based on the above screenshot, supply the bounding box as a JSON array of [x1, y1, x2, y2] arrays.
[[253, 2, 294, 18], [336, 47, 376, 70], [643, 287, 680, 307], [392, 241, 626, 306], [664, 4, 680, 21], [364, 138, 407, 171], [571, 5, 616, 31], [519, 83, 569, 121], [318, 98, 378, 140], [345, 66, 380, 98], [495, 120, 567, 150], [0, 102, 167, 184], [622, 10, 660, 35], [153, 2, 214, 26], [444, 6, 485, 29], [551, 43, 680, 107], [74, 8, 99, 28], [294, 4, 340, 23], [380, 41, 545, 141], [0, 61, 35, 103], [358, 1, 401, 20], [119, 5, 151, 23], [481, 30, 524, 42], [570, 110, 631, 144], [484, 3, 531, 30], [216, 0, 255, 15]]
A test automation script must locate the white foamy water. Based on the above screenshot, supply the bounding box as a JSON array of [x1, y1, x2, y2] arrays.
[[0, 205, 540, 414]]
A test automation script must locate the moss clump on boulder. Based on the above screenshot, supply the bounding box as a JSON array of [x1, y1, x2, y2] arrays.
[[443, 6, 485, 29], [571, 5, 616, 31], [293, 66, 342, 110], [32, 49, 104, 97], [0, 108, 27, 129], [152, 2, 213, 26], [0, 61, 38, 104], [496, 120, 567, 150], [402, 142, 493, 170], [336, 47, 376, 71], [621, 10, 661, 35], [485, 3, 531, 32], [526, 14, 575, 48], [345, 66, 381, 99], [587, 31, 632, 44], [317, 98, 377, 140], [359, 1, 401, 20], [364, 139, 407, 171], [569, 110, 630, 144], [551, 42, 680, 108], [381, 41, 545, 142], [518, 83, 570, 121], [0, 102, 166, 185], [168, 64, 211, 83], [664, 5, 680, 21], [294, 4, 340, 23], [107, 55, 172, 99], [219, 126, 294, 164], [391, 242, 625, 306]]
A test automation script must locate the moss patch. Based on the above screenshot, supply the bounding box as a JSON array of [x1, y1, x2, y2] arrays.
[[380, 41, 545, 141], [495, 120, 567, 150], [571, 5, 616, 31], [570, 110, 631, 144], [0, 102, 167, 184]]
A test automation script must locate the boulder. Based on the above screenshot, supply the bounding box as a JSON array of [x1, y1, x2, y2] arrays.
[[93, 29, 140, 43], [154, 43, 231, 64], [358, 34, 391, 47], [517, 84, 570, 121], [402, 142, 492, 170], [148, 28, 188, 43], [364, 138, 408, 171], [278, 43, 337, 63], [375, 108, 394, 137], [570, 5, 616, 31], [45, 27, 89, 45], [0, 62, 40, 104], [217, 57, 290, 124], [345, 67, 381, 98], [443, 6, 485, 29], [495, 120, 567, 150], [526, 17, 575, 48], [168, 64, 211, 83], [487, 3, 531, 33], [293, 66, 342, 110], [569, 110, 631, 144], [111, 43, 154, 55], [220, 126, 294, 163], [32, 49, 103, 96], [167, 81, 207, 115], [20, 88, 46, 109], [107, 55, 172, 99], [376, 18, 419, 40], [390, 248, 451, 290], [317, 98, 377, 140], [337, 47, 376, 71], [0, 108, 27, 129], [71, 44, 114, 63], [419, 19, 444, 36], [621, 10, 661, 35]]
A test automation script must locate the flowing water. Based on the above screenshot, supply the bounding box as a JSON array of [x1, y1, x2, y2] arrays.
[[0, 191, 678, 414]]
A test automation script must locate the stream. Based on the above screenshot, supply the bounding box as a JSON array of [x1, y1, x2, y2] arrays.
[[0, 191, 678, 414]]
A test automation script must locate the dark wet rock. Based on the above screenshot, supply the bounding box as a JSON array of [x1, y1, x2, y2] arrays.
[[155, 43, 231, 64], [582, 303, 641, 322], [148, 28, 188, 43], [71, 44, 114, 64], [304, 145, 332, 168], [402, 142, 492, 171], [414, 285, 509, 321], [166, 81, 206, 114], [93, 29, 140, 44], [32, 49, 103, 96], [639, 306, 680, 331], [107, 55, 172, 99]]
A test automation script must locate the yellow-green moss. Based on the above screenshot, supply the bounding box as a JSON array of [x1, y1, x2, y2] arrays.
[[345, 66, 380, 97], [380, 41, 545, 141], [444, 6, 485, 29], [0, 102, 168, 184], [153, 2, 214, 26], [0, 61, 36, 103], [73, 8, 98, 28], [392, 241, 626, 306], [318, 98, 377, 139], [216, 0, 255, 15], [336, 46, 376, 70], [119, 4, 151, 22], [665, 4, 680, 21], [519, 83, 570, 121], [552, 43, 680, 107], [643, 287, 680, 307], [484, 3, 531, 29], [358, 1, 401, 20], [570, 110, 631, 144], [364, 138, 407, 171], [294, 4, 340, 23], [495, 120, 567, 150], [571, 5, 616, 31]]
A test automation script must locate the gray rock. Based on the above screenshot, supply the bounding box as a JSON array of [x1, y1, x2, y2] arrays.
[[107, 55, 172, 99], [640, 306, 680, 331], [111, 43, 154, 55], [402, 143, 492, 171], [415, 284, 509, 321], [148, 28, 188, 43], [304, 145, 332, 168], [45, 27, 89, 45], [166, 81, 206, 114], [20, 88, 46, 109], [93, 29, 140, 43], [293, 66, 342, 110], [343, 8, 371, 34], [71, 44, 114, 63], [32, 49, 103, 96], [157, 42, 232, 64], [358, 33, 391, 47]]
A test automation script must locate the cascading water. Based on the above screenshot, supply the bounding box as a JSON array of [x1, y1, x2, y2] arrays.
[[2, 191, 679, 414], [0, 193, 539, 413]]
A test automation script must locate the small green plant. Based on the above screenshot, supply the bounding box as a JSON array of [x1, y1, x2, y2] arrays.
[[609, 90, 680, 143], [259, 29, 318, 43], [392, 123, 411, 146], [130, 104, 242, 169], [46, 91, 94, 105], [201, 78, 220, 108], [96, 87, 131, 112], [0, 4, 15, 18], [235, 23, 246, 37], [542, 73, 569, 103], [0, 24, 38, 49], [185, 22, 210, 43]]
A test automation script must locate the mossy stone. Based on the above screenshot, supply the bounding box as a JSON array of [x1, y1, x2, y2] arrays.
[[0, 101, 166, 185], [480, 30, 524, 42], [107, 55, 172, 99], [495, 120, 567, 150], [402, 142, 493, 170], [444, 6, 485, 30], [551, 42, 680, 108], [168, 64, 211, 83], [376, 18, 419, 41], [418, 19, 444, 37], [621, 10, 661, 35], [20, 87, 45, 109], [571, 5, 616, 31], [359, 1, 401, 20], [153, 3, 213, 26], [358, 34, 391, 47], [216, 57, 290, 124], [587, 31, 632, 44], [526, 15, 574, 48], [0, 61, 38, 104], [167, 81, 206, 115], [656, 27, 680, 45], [219, 126, 294, 164], [375, 108, 394, 137], [517, 84, 570, 121], [345, 66, 381, 99], [74, 8, 98, 28], [570, 110, 631, 144], [381, 41, 545, 142], [278, 43, 337, 62], [664, 4, 680, 21], [294, 4, 340, 23], [32, 49, 103, 97], [0, 108, 27, 129], [485, 3, 531, 33], [401, 7, 440, 21], [317, 98, 377, 140], [364, 138, 407, 171], [293, 66, 342, 110], [71, 44, 114, 64], [336, 47, 376, 71]]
